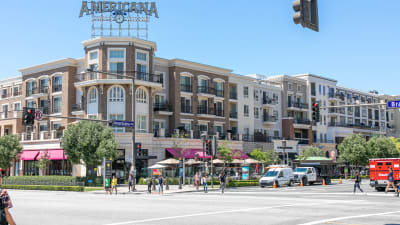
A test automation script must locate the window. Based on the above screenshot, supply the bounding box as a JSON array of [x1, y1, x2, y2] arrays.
[[14, 102, 20, 111], [319, 85, 321, 94], [154, 95, 165, 105], [180, 76, 191, 92], [27, 100, 35, 108], [53, 96, 62, 113], [199, 124, 208, 133], [214, 82, 224, 97], [90, 51, 98, 60], [180, 122, 191, 132], [27, 81, 36, 96], [297, 85, 301, 92], [136, 115, 147, 133], [52, 123, 61, 130], [244, 105, 249, 117], [39, 124, 48, 132], [153, 120, 165, 130], [110, 114, 124, 133], [214, 125, 223, 134], [244, 87, 249, 98], [135, 87, 147, 103], [288, 83, 292, 90], [136, 52, 147, 61], [110, 62, 124, 75], [181, 97, 192, 113], [254, 107, 259, 119], [109, 86, 125, 102], [323, 86, 326, 96], [254, 90, 259, 101], [88, 115, 98, 120], [159, 72, 164, 88], [53, 76, 62, 92], [13, 86, 20, 96], [110, 50, 124, 58], [88, 88, 97, 104], [1, 89, 7, 98], [89, 64, 98, 80]]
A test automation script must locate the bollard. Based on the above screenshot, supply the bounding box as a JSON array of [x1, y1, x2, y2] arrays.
[[166, 177, 169, 190]]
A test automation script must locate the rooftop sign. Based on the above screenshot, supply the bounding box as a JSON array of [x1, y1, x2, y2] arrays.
[[79, 1, 158, 18]]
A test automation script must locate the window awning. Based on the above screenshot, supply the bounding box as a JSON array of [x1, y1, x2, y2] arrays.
[[37, 149, 67, 160], [19, 150, 40, 161]]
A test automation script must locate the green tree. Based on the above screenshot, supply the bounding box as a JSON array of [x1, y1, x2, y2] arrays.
[[250, 149, 279, 174], [36, 151, 50, 175], [297, 146, 325, 160], [0, 135, 22, 170], [338, 134, 369, 169], [217, 144, 233, 170], [62, 121, 119, 173], [389, 137, 400, 155], [367, 136, 398, 158]]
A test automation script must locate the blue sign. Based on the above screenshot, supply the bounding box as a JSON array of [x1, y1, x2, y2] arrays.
[[388, 101, 400, 108], [179, 168, 183, 177], [242, 166, 249, 180], [112, 120, 134, 127]]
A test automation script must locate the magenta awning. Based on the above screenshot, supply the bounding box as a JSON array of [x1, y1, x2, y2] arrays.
[[37, 149, 67, 160], [19, 150, 40, 161], [195, 151, 212, 159]]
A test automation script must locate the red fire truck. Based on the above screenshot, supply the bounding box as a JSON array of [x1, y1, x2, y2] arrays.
[[369, 158, 400, 191]]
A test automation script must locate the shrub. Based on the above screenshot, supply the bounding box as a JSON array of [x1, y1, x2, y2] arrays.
[[1, 185, 84, 192], [2, 176, 104, 187], [226, 180, 259, 187]]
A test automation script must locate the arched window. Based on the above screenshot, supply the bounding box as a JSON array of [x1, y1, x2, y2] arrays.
[[108, 86, 124, 102], [136, 87, 147, 103], [88, 87, 97, 104]]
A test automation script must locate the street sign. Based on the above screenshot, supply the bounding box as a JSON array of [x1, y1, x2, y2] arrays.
[[112, 120, 134, 127], [35, 110, 43, 120], [387, 101, 400, 108], [277, 146, 293, 149]]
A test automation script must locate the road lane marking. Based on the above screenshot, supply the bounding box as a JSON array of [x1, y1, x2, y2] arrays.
[[103, 203, 319, 225], [297, 210, 400, 225]]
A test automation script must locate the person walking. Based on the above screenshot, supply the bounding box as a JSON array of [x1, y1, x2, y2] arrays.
[[385, 167, 397, 195], [105, 177, 112, 195], [353, 171, 364, 194], [148, 177, 153, 194], [158, 175, 164, 195], [0, 176, 16, 225], [128, 174, 133, 192], [111, 175, 118, 195], [220, 171, 226, 194], [195, 172, 200, 191], [202, 174, 208, 193]]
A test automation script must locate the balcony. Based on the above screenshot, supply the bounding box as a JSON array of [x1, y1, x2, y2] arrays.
[[262, 98, 278, 107], [39, 107, 49, 114], [229, 111, 238, 119], [181, 84, 192, 93], [288, 102, 308, 110], [197, 106, 214, 117], [229, 92, 237, 100], [39, 86, 49, 94], [13, 91, 21, 97], [214, 109, 224, 117], [263, 115, 277, 124], [53, 84, 62, 92], [197, 86, 214, 96], [154, 102, 173, 116], [293, 119, 311, 125], [181, 105, 192, 114], [215, 89, 224, 98], [135, 71, 162, 84], [328, 108, 338, 114], [1, 93, 9, 99], [72, 104, 83, 112]]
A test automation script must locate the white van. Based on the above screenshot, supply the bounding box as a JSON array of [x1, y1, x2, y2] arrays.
[[259, 167, 294, 188]]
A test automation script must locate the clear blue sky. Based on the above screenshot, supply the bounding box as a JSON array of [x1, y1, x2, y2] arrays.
[[0, 0, 399, 95]]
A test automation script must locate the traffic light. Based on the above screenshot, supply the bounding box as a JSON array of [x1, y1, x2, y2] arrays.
[[134, 142, 142, 157], [312, 103, 320, 123], [292, 0, 319, 32], [22, 107, 35, 126], [205, 139, 212, 156]]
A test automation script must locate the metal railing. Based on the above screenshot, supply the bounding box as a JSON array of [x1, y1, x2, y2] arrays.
[[197, 106, 214, 115], [180, 84, 192, 92], [229, 111, 238, 119], [13, 91, 21, 96], [229, 92, 237, 100], [263, 98, 278, 105], [288, 102, 308, 109], [214, 109, 224, 117], [40, 86, 49, 94], [72, 104, 83, 111], [263, 115, 277, 122], [197, 86, 214, 95], [77, 71, 162, 84], [181, 105, 192, 113], [154, 102, 172, 112], [215, 89, 224, 97], [293, 119, 311, 125], [53, 84, 62, 92], [1, 93, 9, 98]]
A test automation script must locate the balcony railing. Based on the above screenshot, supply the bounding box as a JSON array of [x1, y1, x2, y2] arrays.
[[328, 92, 336, 98], [328, 108, 338, 113], [229, 111, 238, 119], [229, 92, 237, 100], [197, 106, 214, 115], [40, 86, 49, 94], [154, 102, 172, 112], [288, 102, 308, 109], [136, 71, 162, 83], [293, 119, 311, 125], [13, 91, 21, 96], [263, 115, 277, 122], [53, 84, 62, 92], [181, 105, 192, 114], [180, 84, 192, 92], [39, 107, 49, 114], [72, 104, 83, 111], [215, 89, 224, 97], [26, 88, 36, 97], [77, 71, 162, 84], [197, 86, 214, 95], [1, 93, 9, 98], [214, 109, 224, 117], [263, 98, 278, 105]]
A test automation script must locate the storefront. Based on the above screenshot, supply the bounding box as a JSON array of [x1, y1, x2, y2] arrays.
[[20, 149, 71, 176]]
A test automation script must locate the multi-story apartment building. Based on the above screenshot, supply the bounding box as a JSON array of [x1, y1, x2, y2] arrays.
[[380, 94, 400, 138], [0, 37, 397, 177]]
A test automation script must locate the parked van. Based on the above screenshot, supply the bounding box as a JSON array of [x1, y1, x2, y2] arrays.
[[259, 167, 294, 188]]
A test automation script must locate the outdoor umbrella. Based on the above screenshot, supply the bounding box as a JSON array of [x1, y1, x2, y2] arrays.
[[185, 159, 202, 165], [231, 159, 244, 164], [212, 159, 225, 164], [148, 164, 166, 169], [158, 158, 180, 165], [244, 158, 261, 164]]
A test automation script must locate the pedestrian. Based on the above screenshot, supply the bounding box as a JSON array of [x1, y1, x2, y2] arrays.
[[353, 171, 364, 194], [148, 177, 153, 194], [128, 174, 133, 192], [195, 172, 199, 191], [158, 175, 163, 194], [111, 175, 118, 195], [235, 171, 239, 180], [202, 174, 208, 193], [105, 177, 111, 195], [385, 167, 397, 195], [0, 175, 16, 225], [220, 171, 226, 194]]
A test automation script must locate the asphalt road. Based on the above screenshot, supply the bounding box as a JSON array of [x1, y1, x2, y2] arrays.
[[7, 181, 400, 225]]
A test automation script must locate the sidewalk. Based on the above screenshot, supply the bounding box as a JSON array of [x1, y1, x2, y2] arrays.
[[91, 184, 220, 195]]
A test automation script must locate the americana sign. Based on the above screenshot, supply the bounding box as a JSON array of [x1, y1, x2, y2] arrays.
[[79, 1, 159, 18]]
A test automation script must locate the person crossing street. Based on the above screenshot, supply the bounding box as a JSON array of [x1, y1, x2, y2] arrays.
[[220, 171, 226, 194], [353, 171, 364, 194], [202, 174, 208, 193]]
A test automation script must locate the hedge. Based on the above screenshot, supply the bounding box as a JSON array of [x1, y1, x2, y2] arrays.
[[2, 176, 104, 187], [227, 180, 259, 187], [1, 185, 84, 192]]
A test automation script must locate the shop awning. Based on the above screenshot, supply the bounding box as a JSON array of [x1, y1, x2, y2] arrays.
[[37, 149, 67, 160], [195, 151, 212, 159], [20, 150, 40, 161]]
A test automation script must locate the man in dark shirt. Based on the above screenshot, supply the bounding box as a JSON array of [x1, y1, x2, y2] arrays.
[[220, 172, 226, 194], [353, 171, 364, 194], [385, 167, 397, 195]]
